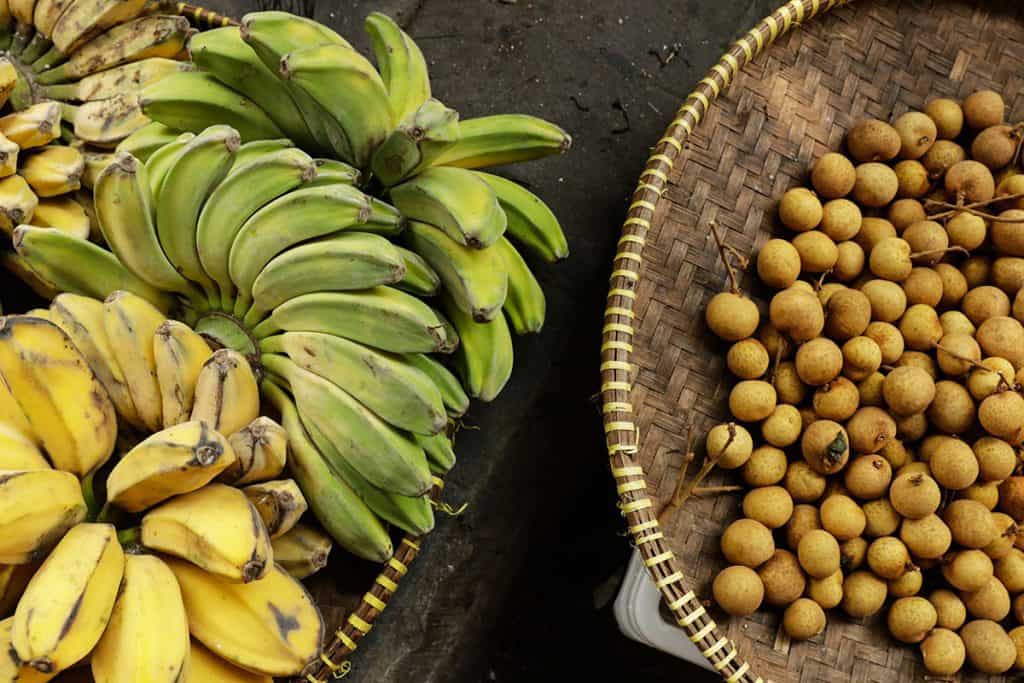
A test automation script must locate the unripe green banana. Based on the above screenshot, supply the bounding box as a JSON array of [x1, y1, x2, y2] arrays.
[[428, 114, 571, 169], [371, 98, 459, 187], [393, 245, 441, 296], [271, 523, 331, 580], [243, 479, 306, 539], [474, 170, 568, 262], [493, 235, 546, 334], [404, 352, 470, 417], [389, 166, 506, 248], [114, 120, 180, 162], [307, 157, 360, 187], [229, 138, 293, 171], [441, 292, 514, 402], [364, 11, 430, 124], [143, 131, 193, 198], [414, 431, 456, 474]]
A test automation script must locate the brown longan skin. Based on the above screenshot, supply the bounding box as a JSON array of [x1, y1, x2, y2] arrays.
[[879, 438, 910, 470], [943, 499, 997, 549], [961, 576, 1010, 622], [976, 316, 1024, 369], [842, 336, 882, 383], [935, 263, 969, 308], [946, 211, 987, 252], [847, 119, 901, 162], [935, 332, 981, 377], [945, 160, 996, 203], [853, 163, 900, 208], [972, 124, 1018, 170], [942, 550, 994, 593], [729, 380, 778, 422], [887, 596, 937, 644], [801, 420, 850, 475], [861, 278, 909, 323], [863, 498, 901, 537], [706, 291, 760, 341], [811, 152, 857, 199], [1009, 626, 1024, 672], [901, 514, 952, 560], [756, 239, 802, 289], [779, 187, 823, 232], [897, 350, 937, 380], [997, 174, 1024, 211], [855, 217, 898, 251], [783, 598, 826, 640], [813, 377, 860, 421], [983, 512, 1017, 560], [995, 548, 1024, 594], [921, 139, 966, 179], [842, 570, 888, 618], [890, 472, 941, 520], [869, 237, 913, 282], [899, 303, 943, 351], [824, 289, 871, 341], [962, 285, 1011, 326], [785, 504, 821, 549], [929, 589, 967, 630], [882, 366, 935, 417], [721, 518, 775, 567], [978, 390, 1024, 442], [820, 494, 866, 541], [844, 454, 892, 500], [992, 257, 1024, 296], [758, 549, 806, 607], [795, 338, 843, 386], [833, 241, 865, 282], [925, 98, 964, 139], [773, 361, 807, 405], [820, 199, 862, 241], [903, 221, 948, 266], [785, 460, 827, 504], [889, 568, 923, 598], [961, 255, 992, 289], [973, 436, 1016, 482], [792, 230, 838, 274], [867, 536, 911, 580], [758, 322, 794, 361], [864, 321, 904, 365], [712, 565, 765, 617], [769, 286, 825, 343], [927, 380, 976, 435], [840, 537, 868, 573], [807, 570, 844, 609], [894, 111, 937, 160], [726, 338, 770, 380], [902, 268, 943, 307], [706, 422, 754, 469], [742, 445, 789, 487], [991, 209, 1024, 257], [960, 619, 1016, 675], [963, 90, 1006, 130], [887, 199, 927, 231], [967, 357, 1015, 401], [940, 310, 975, 338], [762, 405, 802, 448], [798, 529, 841, 579], [742, 486, 793, 530], [858, 371, 886, 408], [1002, 477, 1024, 527], [894, 160, 930, 198], [920, 628, 966, 677], [928, 437, 979, 491], [847, 406, 897, 455]]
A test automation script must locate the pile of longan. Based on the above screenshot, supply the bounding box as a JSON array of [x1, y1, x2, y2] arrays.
[[702, 89, 1024, 677]]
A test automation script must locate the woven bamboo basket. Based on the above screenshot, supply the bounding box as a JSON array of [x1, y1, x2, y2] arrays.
[[600, 0, 1024, 680]]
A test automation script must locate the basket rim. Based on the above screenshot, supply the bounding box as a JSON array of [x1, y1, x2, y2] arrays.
[[598, 1, 852, 680]]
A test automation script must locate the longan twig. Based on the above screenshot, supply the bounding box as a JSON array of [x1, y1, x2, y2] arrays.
[[932, 342, 996, 381], [658, 420, 696, 522], [814, 268, 832, 292], [661, 422, 731, 519], [909, 245, 970, 261], [692, 485, 744, 495], [925, 192, 1024, 222], [708, 220, 743, 294]]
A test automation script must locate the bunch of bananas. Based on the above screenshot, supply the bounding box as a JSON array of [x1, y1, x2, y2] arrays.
[[0, 308, 330, 679]]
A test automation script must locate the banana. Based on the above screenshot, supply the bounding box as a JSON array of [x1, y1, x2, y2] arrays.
[[390, 166, 507, 248], [190, 349, 259, 438], [66, 93, 150, 147], [105, 419, 236, 513], [153, 319, 212, 428], [114, 120, 179, 161], [188, 639, 272, 683], [251, 287, 452, 355], [141, 71, 284, 142], [364, 11, 430, 125], [27, 196, 89, 238], [432, 307, 460, 354], [0, 132, 17, 178], [168, 557, 323, 676], [0, 617, 53, 683], [263, 354, 431, 497], [0, 176, 36, 234], [78, 148, 112, 188], [0, 315, 116, 475], [0, 374, 34, 443], [0, 564, 35, 617], [301, 416, 433, 536], [48, 292, 140, 427], [404, 352, 469, 417], [44, 57, 189, 103], [141, 483, 272, 582], [221, 415, 286, 485], [262, 379, 393, 562], [0, 59, 16, 110], [0, 102, 59, 149], [0, 470, 85, 564], [415, 431, 455, 474], [8, 0, 35, 55], [156, 125, 239, 304], [271, 523, 331, 580], [11, 523, 123, 675], [228, 138, 292, 171], [243, 479, 306, 540], [90, 554, 189, 683], [405, 220, 508, 321], [13, 226, 174, 310], [143, 130, 192, 197], [0, 423, 47, 469], [18, 146, 82, 197], [94, 153, 200, 300], [103, 290, 167, 431], [32, 0, 72, 39], [196, 146, 316, 307], [428, 114, 571, 169], [245, 230, 405, 325], [394, 245, 441, 296], [492, 235, 545, 333], [0, 253, 55, 301], [40, 0, 148, 63], [442, 292, 514, 402], [189, 27, 318, 150], [261, 330, 446, 435], [370, 98, 459, 187], [308, 157, 359, 186]]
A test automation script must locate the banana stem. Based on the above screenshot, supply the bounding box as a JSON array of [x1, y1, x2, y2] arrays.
[[96, 502, 114, 524], [116, 527, 141, 549], [81, 470, 100, 521]]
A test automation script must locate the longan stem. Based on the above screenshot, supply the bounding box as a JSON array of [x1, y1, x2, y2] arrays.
[[926, 192, 1024, 222], [658, 421, 696, 522], [814, 268, 832, 291], [932, 342, 988, 375], [661, 422, 728, 519], [708, 220, 742, 294], [691, 485, 744, 495], [909, 246, 970, 261]]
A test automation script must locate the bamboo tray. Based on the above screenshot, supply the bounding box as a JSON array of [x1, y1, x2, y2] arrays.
[[599, 0, 1024, 680]]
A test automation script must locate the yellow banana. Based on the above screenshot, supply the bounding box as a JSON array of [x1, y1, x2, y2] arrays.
[[103, 290, 166, 431], [0, 469, 85, 564], [11, 523, 124, 675], [91, 553, 189, 683], [0, 176, 37, 235], [221, 416, 286, 485], [190, 349, 259, 438], [187, 639, 271, 683], [167, 557, 323, 676], [0, 103, 59, 149], [0, 377, 35, 444], [153, 320, 212, 428], [32, 0, 72, 39], [18, 146, 83, 197], [67, 93, 150, 147], [141, 483, 272, 583], [0, 132, 18, 178], [0, 423, 48, 469], [0, 564, 35, 617], [78, 148, 112, 188], [0, 315, 116, 476], [27, 197, 89, 238], [0, 59, 16, 110], [0, 618, 53, 683], [271, 523, 331, 580], [243, 479, 307, 540], [46, 0, 148, 56], [106, 419, 236, 513]]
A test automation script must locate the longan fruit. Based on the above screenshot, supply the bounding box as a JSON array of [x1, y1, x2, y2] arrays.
[[904, 221, 949, 266], [880, 438, 910, 470], [940, 310, 975, 339], [897, 413, 928, 442], [779, 187, 823, 232], [1016, 289, 1024, 325], [755, 239, 801, 290], [801, 419, 850, 475], [705, 422, 754, 469], [894, 111, 937, 160], [742, 445, 788, 488], [963, 286, 1012, 326], [974, 436, 1017, 482], [964, 90, 1006, 129], [979, 390, 1024, 442], [894, 159, 930, 197], [821, 494, 866, 541], [945, 499, 997, 548], [858, 371, 886, 407], [783, 598, 826, 640], [729, 380, 777, 422], [889, 567, 923, 598], [999, 476, 1024, 520], [855, 217, 898, 251], [899, 304, 943, 351], [962, 254, 993, 288], [888, 198, 927, 231], [847, 406, 897, 455], [1016, 594, 1024, 627], [769, 286, 825, 343], [811, 152, 856, 199], [721, 518, 775, 567], [902, 267, 943, 307], [930, 438, 979, 491], [935, 333, 981, 378], [819, 199, 862, 241], [758, 322, 794, 360], [785, 460, 827, 503], [968, 357, 1015, 401], [890, 472, 941, 519], [817, 282, 846, 307], [847, 119, 901, 162], [887, 596, 937, 643], [742, 486, 793, 529], [883, 366, 936, 417], [795, 337, 843, 386], [997, 173, 1024, 210], [842, 570, 888, 618], [832, 241, 865, 282], [712, 565, 764, 617], [961, 619, 1016, 675], [761, 405, 802, 448], [922, 139, 967, 178], [927, 380, 976, 434], [785, 504, 821, 549], [845, 455, 893, 500], [792, 231, 838, 274], [977, 316, 1024, 368], [962, 576, 1011, 622], [864, 321, 904, 365], [942, 550, 994, 592], [925, 98, 964, 139], [812, 377, 860, 421], [808, 570, 844, 609], [1009, 626, 1024, 671], [860, 278, 909, 323], [773, 361, 807, 405], [901, 514, 952, 559], [946, 160, 996, 203], [869, 237, 914, 282], [842, 336, 882, 382], [898, 349, 938, 379], [991, 209, 1024, 256], [992, 257, 1024, 295], [706, 291, 760, 341], [758, 549, 806, 607], [868, 536, 912, 580], [854, 163, 900, 207], [962, 481, 1001, 510], [920, 628, 966, 676], [930, 589, 967, 630], [983, 512, 1018, 560], [935, 263, 969, 308], [824, 288, 872, 341], [973, 124, 1019, 170], [918, 434, 950, 462], [995, 548, 1024, 594], [797, 529, 841, 579], [841, 537, 868, 572], [945, 211, 987, 251], [726, 338, 769, 380]]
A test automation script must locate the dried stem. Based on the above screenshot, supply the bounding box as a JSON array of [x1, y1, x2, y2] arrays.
[[708, 220, 742, 294], [692, 485, 744, 495], [933, 342, 987, 374], [926, 191, 1024, 221], [659, 420, 716, 522], [910, 245, 970, 261], [815, 268, 832, 291]]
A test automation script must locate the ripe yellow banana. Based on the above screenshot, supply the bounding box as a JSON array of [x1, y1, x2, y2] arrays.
[[0, 617, 53, 683], [141, 483, 272, 583], [0, 176, 37, 235], [0, 377, 36, 445], [0, 422, 48, 469], [243, 479, 307, 539], [153, 319, 212, 428], [106, 419, 236, 513], [90, 554, 189, 683], [0, 563, 35, 617], [28, 197, 89, 238], [271, 523, 331, 580], [187, 639, 271, 683], [221, 416, 287, 485], [66, 93, 150, 147], [0, 469, 85, 564], [0, 102, 59, 149], [0, 315, 116, 475], [190, 349, 259, 438], [11, 523, 123, 675], [103, 290, 167, 431], [0, 132, 18, 178], [167, 557, 323, 676], [46, 0, 147, 56], [78, 148, 113, 188], [18, 146, 83, 197], [0, 59, 16, 111]]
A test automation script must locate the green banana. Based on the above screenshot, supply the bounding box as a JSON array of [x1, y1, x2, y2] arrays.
[[493, 235, 545, 334], [42, 57, 190, 102], [404, 353, 469, 417], [229, 138, 293, 171], [370, 98, 459, 187], [389, 166, 506, 248], [364, 11, 430, 125], [394, 245, 441, 296], [261, 379, 393, 562], [143, 131, 193, 198], [441, 292, 513, 402], [404, 220, 508, 322], [428, 114, 571, 169], [474, 170, 567, 262], [141, 71, 284, 142], [13, 225, 174, 312], [197, 146, 316, 308], [414, 431, 455, 474], [261, 331, 446, 435], [245, 231, 405, 325], [251, 288, 452, 354], [114, 121, 180, 163], [308, 157, 360, 187]]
